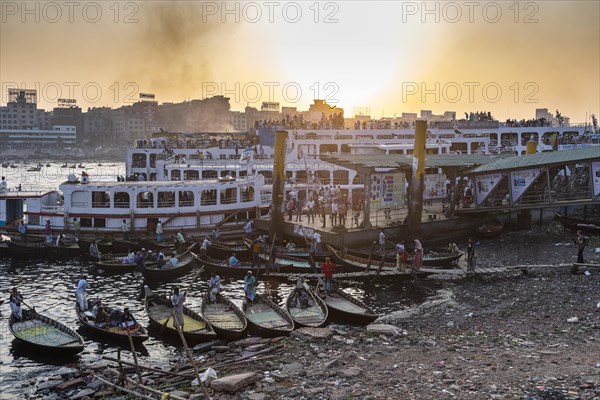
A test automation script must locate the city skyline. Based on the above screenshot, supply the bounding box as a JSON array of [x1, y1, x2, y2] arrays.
[[1, 1, 598, 122]]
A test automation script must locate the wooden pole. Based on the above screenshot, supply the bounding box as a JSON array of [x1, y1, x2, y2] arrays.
[[124, 322, 143, 383], [174, 319, 211, 400]]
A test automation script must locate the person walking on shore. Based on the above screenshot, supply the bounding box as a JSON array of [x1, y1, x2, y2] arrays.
[[321, 257, 336, 294], [413, 239, 424, 271], [574, 230, 588, 264], [466, 238, 476, 273], [395, 240, 408, 272]]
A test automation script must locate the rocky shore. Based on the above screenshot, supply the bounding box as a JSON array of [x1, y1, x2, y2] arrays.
[[24, 228, 600, 400]]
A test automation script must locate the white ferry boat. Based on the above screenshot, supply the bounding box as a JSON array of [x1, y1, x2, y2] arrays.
[[0, 173, 269, 234]]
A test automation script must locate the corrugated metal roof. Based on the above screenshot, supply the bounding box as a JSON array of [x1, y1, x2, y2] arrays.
[[469, 146, 600, 173], [321, 153, 511, 170]]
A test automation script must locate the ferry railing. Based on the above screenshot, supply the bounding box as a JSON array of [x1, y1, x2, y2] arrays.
[[178, 200, 194, 207], [114, 201, 130, 208], [157, 201, 176, 208], [220, 197, 238, 205], [201, 199, 217, 206], [91, 202, 110, 208]]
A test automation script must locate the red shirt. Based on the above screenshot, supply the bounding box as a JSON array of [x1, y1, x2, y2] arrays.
[[321, 262, 336, 278]]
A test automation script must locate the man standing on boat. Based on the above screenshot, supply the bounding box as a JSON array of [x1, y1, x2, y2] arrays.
[[72, 218, 80, 238], [395, 240, 407, 272], [121, 219, 130, 241], [244, 271, 256, 302], [45, 219, 52, 244], [313, 231, 322, 253], [75, 278, 88, 311], [574, 230, 588, 264], [209, 272, 221, 303], [18, 221, 27, 243], [171, 288, 186, 330], [156, 220, 163, 242], [244, 219, 253, 237], [176, 229, 186, 251], [379, 230, 386, 254], [321, 257, 335, 294], [0, 176, 7, 192], [306, 197, 315, 223]]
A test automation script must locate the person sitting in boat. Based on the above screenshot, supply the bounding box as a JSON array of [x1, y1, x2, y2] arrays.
[[125, 250, 136, 264], [120, 307, 138, 329], [134, 251, 146, 269], [9, 287, 23, 320], [56, 234, 66, 247], [95, 307, 109, 328], [18, 221, 27, 242], [109, 307, 123, 327], [89, 241, 101, 259], [285, 241, 296, 251], [211, 227, 221, 240], [157, 254, 167, 269], [156, 250, 165, 261], [297, 290, 310, 309], [229, 253, 241, 268], [91, 299, 102, 319], [200, 237, 211, 257], [144, 249, 154, 261], [168, 252, 178, 268], [75, 279, 88, 311], [171, 288, 186, 330], [244, 271, 256, 303], [209, 272, 221, 303]]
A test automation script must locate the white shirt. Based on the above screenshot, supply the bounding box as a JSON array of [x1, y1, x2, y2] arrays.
[[331, 203, 338, 213], [307, 200, 314, 210], [201, 239, 211, 250], [209, 275, 221, 291], [156, 223, 163, 234], [313, 232, 321, 243], [244, 221, 253, 234], [379, 232, 386, 245], [396, 243, 405, 254]]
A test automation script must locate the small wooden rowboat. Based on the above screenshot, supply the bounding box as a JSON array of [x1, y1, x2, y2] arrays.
[[315, 288, 378, 325], [75, 302, 149, 344], [285, 284, 328, 328], [242, 294, 294, 337], [201, 292, 248, 340], [9, 311, 85, 356], [145, 288, 216, 344], [140, 255, 194, 281]]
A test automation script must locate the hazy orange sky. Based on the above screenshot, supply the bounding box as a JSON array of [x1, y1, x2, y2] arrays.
[[1, 1, 598, 122]]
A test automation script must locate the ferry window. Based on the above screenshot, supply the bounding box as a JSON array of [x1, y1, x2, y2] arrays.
[[319, 144, 337, 155], [219, 154, 227, 160], [185, 170, 199, 180], [92, 191, 110, 208], [136, 192, 154, 208], [201, 189, 217, 206], [114, 192, 130, 208], [220, 187, 237, 204], [80, 217, 92, 227], [157, 191, 175, 208], [260, 171, 273, 183], [333, 170, 349, 185], [221, 170, 236, 178], [203, 170, 218, 179], [149, 154, 157, 168], [71, 190, 88, 207], [132, 153, 147, 168], [239, 170, 247, 178], [340, 144, 351, 154], [242, 186, 254, 202], [94, 218, 106, 228], [150, 173, 157, 181], [171, 170, 181, 181], [179, 191, 194, 207], [317, 170, 331, 185], [352, 175, 362, 185]]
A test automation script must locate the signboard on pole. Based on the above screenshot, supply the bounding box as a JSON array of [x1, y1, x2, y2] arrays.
[[510, 168, 541, 202], [370, 172, 405, 209], [475, 172, 503, 205]]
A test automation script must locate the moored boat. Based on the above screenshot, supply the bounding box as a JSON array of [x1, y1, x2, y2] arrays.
[[92, 258, 142, 273], [242, 294, 294, 337], [200, 292, 248, 340], [315, 288, 378, 325], [474, 218, 504, 239], [75, 301, 149, 344], [145, 288, 217, 344], [140, 254, 194, 281], [555, 213, 600, 236], [9, 310, 85, 356], [207, 239, 250, 260], [191, 252, 262, 277], [340, 245, 462, 268], [285, 284, 328, 328]]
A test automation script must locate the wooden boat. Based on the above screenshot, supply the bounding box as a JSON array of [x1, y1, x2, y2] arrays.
[[145, 288, 217, 344], [92, 258, 142, 273], [9, 310, 85, 356], [111, 237, 142, 253], [207, 239, 250, 260], [140, 255, 194, 280], [191, 253, 263, 277], [44, 243, 82, 258], [315, 288, 378, 325], [285, 285, 328, 328], [200, 292, 247, 340], [474, 219, 504, 239], [258, 253, 323, 273], [242, 237, 331, 262], [242, 294, 294, 337], [136, 237, 177, 251], [75, 302, 149, 344], [342, 246, 463, 268], [78, 238, 114, 254], [556, 213, 600, 236], [6, 241, 46, 257]]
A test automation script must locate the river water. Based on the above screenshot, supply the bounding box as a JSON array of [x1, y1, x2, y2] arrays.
[[0, 161, 438, 399]]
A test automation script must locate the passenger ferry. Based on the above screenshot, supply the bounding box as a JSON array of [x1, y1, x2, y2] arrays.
[[0, 173, 269, 234]]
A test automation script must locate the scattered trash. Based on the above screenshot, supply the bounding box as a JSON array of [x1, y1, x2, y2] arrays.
[[447, 321, 454, 327], [597, 302, 600, 309], [593, 247, 600, 253], [584, 271, 591, 276], [566, 317, 579, 323], [595, 362, 600, 368], [191, 367, 217, 386]]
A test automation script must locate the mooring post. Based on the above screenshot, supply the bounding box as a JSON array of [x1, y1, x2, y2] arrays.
[[407, 120, 427, 239], [270, 130, 287, 236]]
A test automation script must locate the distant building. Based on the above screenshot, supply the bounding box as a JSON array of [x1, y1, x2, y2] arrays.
[[0, 125, 76, 148], [0, 89, 52, 130], [83, 107, 114, 144], [53, 105, 82, 143], [157, 96, 232, 133]]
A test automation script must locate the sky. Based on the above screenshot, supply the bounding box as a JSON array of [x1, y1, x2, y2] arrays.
[[1, 1, 599, 122]]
